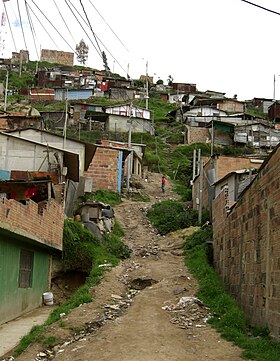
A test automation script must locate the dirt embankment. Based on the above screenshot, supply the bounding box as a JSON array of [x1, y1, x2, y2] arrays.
[[14, 173, 244, 361]]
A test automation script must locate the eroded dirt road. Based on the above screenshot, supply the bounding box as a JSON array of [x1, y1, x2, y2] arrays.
[[15, 173, 244, 361]]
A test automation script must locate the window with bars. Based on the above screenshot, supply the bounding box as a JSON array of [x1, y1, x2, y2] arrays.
[[18, 250, 34, 288]]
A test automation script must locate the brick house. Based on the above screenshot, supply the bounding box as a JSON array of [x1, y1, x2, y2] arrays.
[[40, 49, 74, 66], [268, 101, 280, 124], [85, 140, 145, 193], [172, 83, 197, 93], [185, 125, 210, 144], [185, 120, 234, 145], [192, 155, 263, 212], [30, 88, 55, 101], [0, 110, 43, 131], [217, 99, 245, 113], [213, 168, 258, 208], [212, 143, 280, 338], [0, 184, 64, 324]]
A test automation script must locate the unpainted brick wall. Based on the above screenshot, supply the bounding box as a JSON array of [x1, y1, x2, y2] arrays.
[[0, 198, 64, 250], [187, 126, 210, 144], [212, 146, 280, 338], [193, 156, 262, 211], [216, 156, 260, 179], [85, 146, 119, 192]]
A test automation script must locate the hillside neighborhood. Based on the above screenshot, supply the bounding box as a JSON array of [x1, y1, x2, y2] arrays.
[[1, 48, 280, 360]]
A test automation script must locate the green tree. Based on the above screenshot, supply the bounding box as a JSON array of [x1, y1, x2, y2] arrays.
[[76, 39, 89, 65], [102, 51, 110, 72], [167, 75, 174, 86]]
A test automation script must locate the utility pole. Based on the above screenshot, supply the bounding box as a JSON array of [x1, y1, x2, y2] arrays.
[[63, 89, 68, 148], [211, 119, 214, 156], [197, 149, 203, 225], [126, 103, 133, 191], [19, 51, 23, 77], [192, 149, 197, 202], [4, 69, 8, 112], [145, 61, 149, 110]]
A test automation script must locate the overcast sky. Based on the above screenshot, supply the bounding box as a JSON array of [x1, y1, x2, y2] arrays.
[[1, 0, 280, 101]]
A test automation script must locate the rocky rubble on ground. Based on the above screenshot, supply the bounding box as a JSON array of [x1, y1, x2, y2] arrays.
[[162, 295, 212, 330], [17, 287, 141, 361]]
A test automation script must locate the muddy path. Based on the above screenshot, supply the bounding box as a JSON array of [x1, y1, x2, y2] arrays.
[[14, 173, 244, 361]]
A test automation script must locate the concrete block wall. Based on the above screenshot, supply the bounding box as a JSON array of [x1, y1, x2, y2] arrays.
[[212, 146, 280, 338], [0, 198, 64, 250], [85, 147, 119, 192]]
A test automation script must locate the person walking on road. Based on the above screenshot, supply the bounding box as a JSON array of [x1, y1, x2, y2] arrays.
[[161, 175, 166, 193]]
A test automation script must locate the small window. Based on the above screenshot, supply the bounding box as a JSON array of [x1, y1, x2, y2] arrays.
[[18, 250, 34, 288]]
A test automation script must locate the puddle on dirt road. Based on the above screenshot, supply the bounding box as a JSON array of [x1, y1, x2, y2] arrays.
[[129, 278, 158, 290]]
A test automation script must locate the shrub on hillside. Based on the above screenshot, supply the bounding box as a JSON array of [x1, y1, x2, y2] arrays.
[[78, 189, 122, 206], [184, 225, 213, 250], [63, 219, 130, 272], [146, 200, 209, 235]]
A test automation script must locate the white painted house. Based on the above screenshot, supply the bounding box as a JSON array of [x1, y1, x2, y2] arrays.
[[104, 104, 153, 134], [5, 128, 96, 179], [0, 133, 80, 181]]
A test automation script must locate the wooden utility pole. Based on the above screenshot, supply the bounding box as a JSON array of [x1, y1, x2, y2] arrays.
[[198, 149, 203, 225], [211, 119, 214, 156], [145, 61, 149, 110], [192, 149, 197, 202], [4, 70, 8, 112], [63, 89, 68, 148], [126, 104, 133, 191]]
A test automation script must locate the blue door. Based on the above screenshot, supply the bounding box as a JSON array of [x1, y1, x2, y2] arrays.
[[117, 151, 123, 193]]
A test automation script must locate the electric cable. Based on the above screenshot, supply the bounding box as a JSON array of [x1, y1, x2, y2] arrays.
[[66, 0, 127, 74], [25, 0, 39, 59], [26, 2, 59, 49], [3, 1, 17, 52], [88, 0, 129, 52], [29, 0, 77, 54], [64, 0, 102, 59], [17, 0, 28, 49], [79, 0, 102, 56], [53, 0, 76, 45], [240, 0, 280, 16]]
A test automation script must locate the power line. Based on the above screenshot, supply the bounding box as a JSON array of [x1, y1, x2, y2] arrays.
[[29, 0, 77, 54], [66, 0, 127, 74], [79, 0, 102, 56], [26, 2, 59, 49], [240, 0, 280, 16], [53, 0, 76, 45], [3, 2, 17, 52], [25, 0, 39, 59], [88, 0, 129, 52], [65, 0, 125, 72], [17, 0, 28, 49], [64, 0, 102, 59]]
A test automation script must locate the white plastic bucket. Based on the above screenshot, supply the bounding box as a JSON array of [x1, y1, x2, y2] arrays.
[[43, 292, 53, 306]]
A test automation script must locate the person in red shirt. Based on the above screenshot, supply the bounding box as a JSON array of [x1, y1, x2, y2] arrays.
[[161, 176, 166, 193]]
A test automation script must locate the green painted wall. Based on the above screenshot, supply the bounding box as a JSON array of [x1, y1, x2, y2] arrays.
[[0, 234, 50, 324]]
